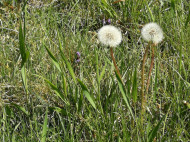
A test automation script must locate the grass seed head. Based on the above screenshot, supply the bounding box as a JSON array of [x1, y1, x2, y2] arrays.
[[98, 25, 122, 47], [141, 22, 164, 45]]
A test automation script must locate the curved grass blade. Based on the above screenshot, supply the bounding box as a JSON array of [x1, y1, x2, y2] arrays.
[[41, 107, 48, 142], [77, 79, 96, 110], [44, 44, 61, 72], [11, 103, 29, 116]]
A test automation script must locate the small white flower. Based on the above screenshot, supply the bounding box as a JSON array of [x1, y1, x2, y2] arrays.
[[98, 25, 122, 47], [141, 22, 164, 44]]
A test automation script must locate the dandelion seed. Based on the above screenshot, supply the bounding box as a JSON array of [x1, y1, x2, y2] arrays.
[[98, 25, 122, 47], [141, 22, 164, 45]]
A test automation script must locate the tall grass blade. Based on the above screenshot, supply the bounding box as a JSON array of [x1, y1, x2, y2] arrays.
[[116, 72, 135, 119], [148, 117, 164, 142], [58, 33, 76, 84], [19, 20, 29, 67], [41, 107, 48, 142], [19, 19, 29, 94], [44, 45, 61, 72], [77, 79, 97, 110], [171, 0, 176, 13], [145, 1, 155, 22]]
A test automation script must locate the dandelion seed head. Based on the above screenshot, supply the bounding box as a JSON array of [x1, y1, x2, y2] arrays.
[[98, 25, 122, 47], [141, 22, 164, 44]]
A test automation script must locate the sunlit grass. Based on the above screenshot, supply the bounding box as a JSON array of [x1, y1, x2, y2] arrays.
[[0, 0, 190, 141]]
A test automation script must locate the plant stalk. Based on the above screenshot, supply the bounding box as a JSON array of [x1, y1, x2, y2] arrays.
[[110, 47, 122, 80], [146, 46, 155, 93], [140, 45, 149, 125]]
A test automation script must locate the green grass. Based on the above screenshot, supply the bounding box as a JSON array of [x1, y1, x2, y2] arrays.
[[0, 0, 190, 141]]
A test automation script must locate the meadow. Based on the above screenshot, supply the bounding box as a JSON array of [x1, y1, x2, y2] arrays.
[[0, 0, 190, 141]]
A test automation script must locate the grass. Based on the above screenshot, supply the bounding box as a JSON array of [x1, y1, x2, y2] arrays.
[[0, 0, 190, 141]]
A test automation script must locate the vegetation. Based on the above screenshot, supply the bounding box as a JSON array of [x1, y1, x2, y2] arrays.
[[0, 0, 190, 141]]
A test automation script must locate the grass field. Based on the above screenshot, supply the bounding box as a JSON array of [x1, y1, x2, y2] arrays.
[[0, 0, 190, 141]]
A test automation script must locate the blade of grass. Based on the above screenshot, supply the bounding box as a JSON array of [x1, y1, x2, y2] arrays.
[[44, 44, 61, 72], [77, 79, 97, 110], [11, 103, 29, 116], [19, 20, 26, 67], [115, 72, 135, 120], [99, 62, 107, 82], [41, 107, 48, 142], [33, 74, 69, 105], [58, 33, 76, 84], [148, 116, 164, 142], [12, 122, 21, 142], [145, 1, 155, 22], [171, 0, 176, 14]]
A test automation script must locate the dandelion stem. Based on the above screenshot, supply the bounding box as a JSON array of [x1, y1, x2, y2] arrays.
[[146, 46, 155, 93], [141, 44, 149, 125], [110, 47, 122, 80]]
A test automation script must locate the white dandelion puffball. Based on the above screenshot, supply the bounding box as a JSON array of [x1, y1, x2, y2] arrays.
[[98, 25, 122, 47], [141, 22, 164, 44]]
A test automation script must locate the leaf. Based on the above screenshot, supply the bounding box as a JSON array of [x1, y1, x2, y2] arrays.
[[148, 117, 164, 142], [99, 62, 107, 82], [115, 72, 135, 119], [131, 67, 137, 103], [11, 103, 29, 116], [41, 107, 48, 142], [44, 44, 61, 72], [19, 21, 26, 67], [77, 79, 96, 110], [21, 66, 28, 93]]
